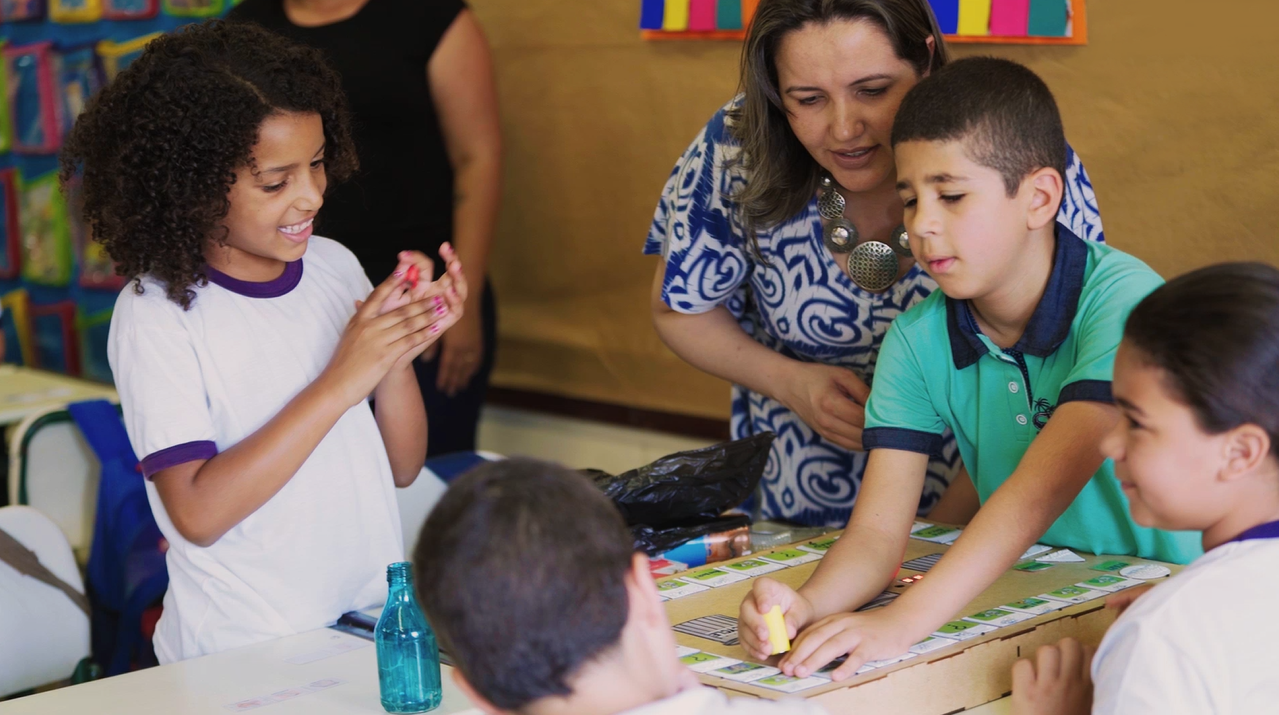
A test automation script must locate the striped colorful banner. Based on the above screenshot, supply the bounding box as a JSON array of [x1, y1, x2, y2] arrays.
[[639, 0, 1083, 44]]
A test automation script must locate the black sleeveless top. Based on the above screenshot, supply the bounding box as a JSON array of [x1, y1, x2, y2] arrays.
[[229, 0, 466, 282]]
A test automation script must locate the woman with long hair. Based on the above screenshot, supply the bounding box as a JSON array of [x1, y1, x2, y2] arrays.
[[645, 0, 1103, 526]]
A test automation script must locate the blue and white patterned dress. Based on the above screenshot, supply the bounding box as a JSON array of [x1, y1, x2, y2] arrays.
[[644, 100, 1105, 527]]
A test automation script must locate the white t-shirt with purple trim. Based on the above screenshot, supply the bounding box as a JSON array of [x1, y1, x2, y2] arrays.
[[108, 236, 404, 663]]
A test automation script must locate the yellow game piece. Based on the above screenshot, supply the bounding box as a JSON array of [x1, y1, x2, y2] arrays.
[[764, 605, 790, 655]]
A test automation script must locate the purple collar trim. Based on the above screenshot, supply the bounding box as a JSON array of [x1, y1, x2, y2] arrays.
[[205, 259, 303, 298], [1225, 519, 1279, 546]]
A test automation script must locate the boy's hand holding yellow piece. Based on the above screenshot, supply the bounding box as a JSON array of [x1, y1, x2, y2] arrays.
[[764, 605, 791, 655]]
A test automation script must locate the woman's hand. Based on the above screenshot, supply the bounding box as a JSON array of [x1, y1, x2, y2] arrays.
[[780, 362, 871, 451], [436, 305, 483, 396]]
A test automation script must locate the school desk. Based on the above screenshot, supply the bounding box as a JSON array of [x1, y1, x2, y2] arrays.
[[0, 623, 481, 715], [0, 365, 117, 427], [0, 617, 1013, 714]]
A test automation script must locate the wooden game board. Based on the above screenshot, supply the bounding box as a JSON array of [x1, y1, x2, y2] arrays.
[[661, 527, 1180, 714]]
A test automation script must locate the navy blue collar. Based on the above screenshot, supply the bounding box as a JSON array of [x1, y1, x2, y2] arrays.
[[1224, 519, 1279, 546], [946, 224, 1089, 370], [206, 259, 303, 298]]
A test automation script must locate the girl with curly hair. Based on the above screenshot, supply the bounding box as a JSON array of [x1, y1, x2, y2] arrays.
[[60, 19, 468, 662]]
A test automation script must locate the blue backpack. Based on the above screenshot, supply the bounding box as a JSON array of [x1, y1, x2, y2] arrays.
[[68, 400, 169, 676]]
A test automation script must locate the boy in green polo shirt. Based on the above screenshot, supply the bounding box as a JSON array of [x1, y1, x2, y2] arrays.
[[735, 57, 1201, 680]]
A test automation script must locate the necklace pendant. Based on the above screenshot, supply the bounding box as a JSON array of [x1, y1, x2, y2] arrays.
[[817, 175, 846, 221], [889, 224, 912, 257], [847, 241, 899, 292], [823, 218, 857, 253], [817, 186, 846, 221]]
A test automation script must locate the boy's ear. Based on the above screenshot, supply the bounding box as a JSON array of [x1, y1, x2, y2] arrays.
[[1024, 166, 1064, 231], [626, 552, 666, 625], [452, 669, 506, 715], [1220, 424, 1273, 483]]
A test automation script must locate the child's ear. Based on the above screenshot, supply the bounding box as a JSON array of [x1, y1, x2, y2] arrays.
[[1024, 167, 1064, 231], [626, 552, 665, 624], [1220, 424, 1272, 483], [452, 669, 506, 715]]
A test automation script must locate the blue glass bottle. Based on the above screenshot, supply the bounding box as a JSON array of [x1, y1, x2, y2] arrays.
[[375, 562, 442, 713]]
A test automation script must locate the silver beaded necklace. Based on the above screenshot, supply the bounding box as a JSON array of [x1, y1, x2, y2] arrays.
[[818, 174, 912, 292]]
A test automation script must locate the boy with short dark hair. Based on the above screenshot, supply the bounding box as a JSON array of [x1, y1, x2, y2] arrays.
[[413, 458, 825, 715], [737, 57, 1201, 679]]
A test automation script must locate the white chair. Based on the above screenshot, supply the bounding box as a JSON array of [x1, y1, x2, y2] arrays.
[[396, 451, 502, 556], [0, 506, 92, 698], [6, 407, 101, 564]]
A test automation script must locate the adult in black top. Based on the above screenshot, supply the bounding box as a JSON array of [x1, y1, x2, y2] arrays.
[[229, 0, 502, 457]]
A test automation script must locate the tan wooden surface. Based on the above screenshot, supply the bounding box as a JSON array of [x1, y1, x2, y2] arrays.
[[662, 529, 1178, 714]]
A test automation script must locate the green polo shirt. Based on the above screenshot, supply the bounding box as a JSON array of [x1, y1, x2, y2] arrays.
[[863, 227, 1201, 565]]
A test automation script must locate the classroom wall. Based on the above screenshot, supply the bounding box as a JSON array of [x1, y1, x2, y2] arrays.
[[470, 0, 1279, 421]]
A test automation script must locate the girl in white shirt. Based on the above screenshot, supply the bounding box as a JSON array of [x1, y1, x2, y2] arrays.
[[59, 20, 467, 662], [1011, 262, 1279, 714]]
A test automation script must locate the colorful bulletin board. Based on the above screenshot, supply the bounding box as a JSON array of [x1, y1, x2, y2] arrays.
[[0, 3, 235, 380], [641, 0, 1086, 45]]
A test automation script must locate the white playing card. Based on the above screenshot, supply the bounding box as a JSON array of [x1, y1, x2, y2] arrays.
[[932, 621, 997, 641], [963, 608, 1035, 628], [1035, 549, 1086, 563], [679, 651, 740, 673], [759, 548, 823, 567], [1020, 544, 1053, 559], [753, 674, 829, 693], [677, 567, 748, 589], [910, 635, 960, 654], [657, 579, 710, 600], [721, 558, 786, 578], [709, 661, 781, 683], [1001, 597, 1066, 616], [1075, 575, 1146, 593], [1039, 586, 1108, 604]]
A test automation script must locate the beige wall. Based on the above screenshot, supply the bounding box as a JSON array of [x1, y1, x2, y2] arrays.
[[471, 0, 1279, 420]]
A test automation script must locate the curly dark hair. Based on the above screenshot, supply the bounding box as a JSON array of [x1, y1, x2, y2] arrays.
[[59, 19, 358, 309]]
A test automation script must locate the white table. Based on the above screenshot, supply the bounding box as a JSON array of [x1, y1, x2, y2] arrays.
[[0, 365, 118, 427], [0, 627, 479, 715], [0, 617, 1014, 715]]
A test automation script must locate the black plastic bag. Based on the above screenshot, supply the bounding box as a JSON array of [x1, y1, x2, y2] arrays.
[[585, 432, 775, 527]]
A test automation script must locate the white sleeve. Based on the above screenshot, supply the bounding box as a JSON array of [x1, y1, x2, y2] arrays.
[[1091, 617, 1214, 714], [108, 294, 218, 477]]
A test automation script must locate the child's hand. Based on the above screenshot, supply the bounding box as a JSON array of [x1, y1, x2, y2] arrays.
[[779, 604, 917, 680], [1010, 638, 1095, 715], [377, 245, 469, 361], [324, 278, 453, 408], [1104, 583, 1154, 615], [738, 578, 814, 661]]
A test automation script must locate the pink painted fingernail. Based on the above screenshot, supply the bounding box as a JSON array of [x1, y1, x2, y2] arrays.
[[435, 305, 447, 316], [433, 296, 443, 306], [430, 324, 441, 334], [393, 270, 404, 277]]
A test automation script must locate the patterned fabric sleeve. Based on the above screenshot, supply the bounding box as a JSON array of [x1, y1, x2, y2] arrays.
[[643, 107, 752, 315], [1061, 143, 1104, 243]]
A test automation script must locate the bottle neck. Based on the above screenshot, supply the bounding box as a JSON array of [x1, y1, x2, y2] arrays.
[[386, 562, 416, 604]]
